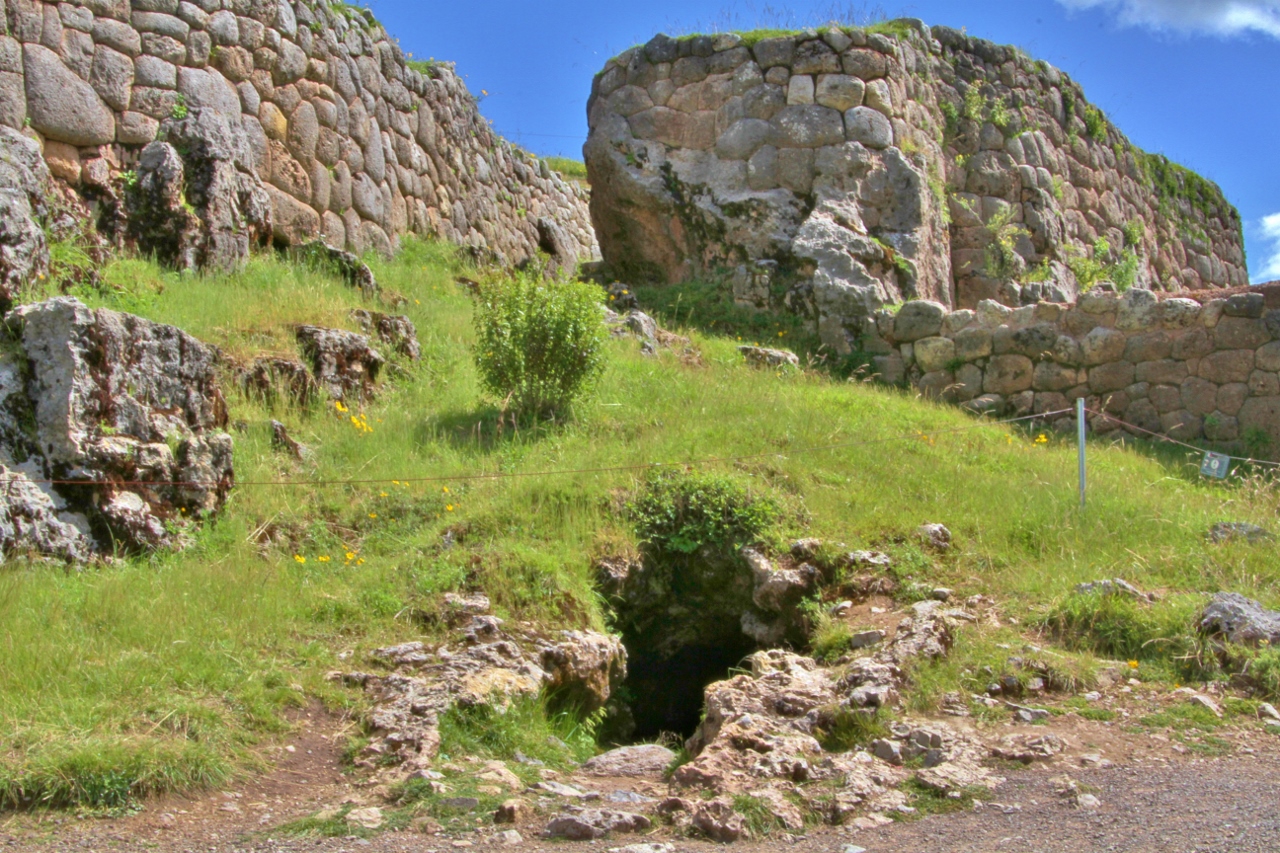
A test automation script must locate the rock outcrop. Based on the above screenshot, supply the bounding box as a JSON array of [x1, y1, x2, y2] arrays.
[[337, 609, 626, 782], [585, 24, 1245, 354], [873, 286, 1280, 452], [2, 0, 595, 269], [0, 126, 52, 310], [0, 296, 233, 557]]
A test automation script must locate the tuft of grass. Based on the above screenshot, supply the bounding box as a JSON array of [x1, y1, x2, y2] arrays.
[[815, 707, 891, 752], [1040, 592, 1219, 682]]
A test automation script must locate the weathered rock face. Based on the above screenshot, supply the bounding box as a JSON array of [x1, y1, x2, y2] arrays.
[[337, 609, 626, 782], [2, 0, 596, 269], [0, 297, 232, 557], [586, 25, 1245, 353], [125, 108, 271, 271], [0, 126, 51, 310], [878, 286, 1280, 453]]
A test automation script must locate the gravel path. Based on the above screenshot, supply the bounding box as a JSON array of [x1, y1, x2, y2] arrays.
[[6, 748, 1280, 853]]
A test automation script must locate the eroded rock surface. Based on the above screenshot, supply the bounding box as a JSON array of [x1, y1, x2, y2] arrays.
[[295, 326, 385, 402], [0, 126, 51, 310], [338, 609, 625, 782], [0, 297, 232, 557]]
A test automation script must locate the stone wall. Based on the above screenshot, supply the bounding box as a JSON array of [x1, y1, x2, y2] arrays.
[[584, 23, 1246, 356], [875, 286, 1280, 453], [0, 0, 595, 264]]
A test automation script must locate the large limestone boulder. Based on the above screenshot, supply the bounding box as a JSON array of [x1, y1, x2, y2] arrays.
[[126, 108, 271, 271], [0, 297, 233, 557], [0, 126, 51, 310]]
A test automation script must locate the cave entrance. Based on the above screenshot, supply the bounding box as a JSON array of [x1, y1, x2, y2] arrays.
[[623, 635, 757, 741]]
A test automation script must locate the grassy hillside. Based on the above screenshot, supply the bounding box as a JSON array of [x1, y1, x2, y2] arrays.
[[1, 240, 1277, 809]]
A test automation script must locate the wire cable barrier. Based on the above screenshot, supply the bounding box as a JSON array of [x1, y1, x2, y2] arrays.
[[0, 410, 1077, 491], [1083, 408, 1280, 471]]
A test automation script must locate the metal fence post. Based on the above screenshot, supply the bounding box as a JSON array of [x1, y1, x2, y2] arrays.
[[1077, 397, 1087, 508]]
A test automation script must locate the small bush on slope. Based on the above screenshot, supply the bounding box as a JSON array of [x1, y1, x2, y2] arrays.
[[473, 274, 607, 418]]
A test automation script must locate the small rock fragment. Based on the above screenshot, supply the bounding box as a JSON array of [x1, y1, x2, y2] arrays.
[[345, 807, 384, 829], [917, 523, 952, 551]]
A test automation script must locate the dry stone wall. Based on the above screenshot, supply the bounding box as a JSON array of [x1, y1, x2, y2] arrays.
[[585, 23, 1246, 357], [0, 0, 595, 265], [876, 287, 1280, 453]]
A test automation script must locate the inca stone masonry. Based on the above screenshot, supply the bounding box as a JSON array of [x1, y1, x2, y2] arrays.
[[584, 24, 1247, 357], [0, 0, 595, 267]]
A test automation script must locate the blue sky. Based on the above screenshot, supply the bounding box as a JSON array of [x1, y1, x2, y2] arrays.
[[368, 0, 1280, 283]]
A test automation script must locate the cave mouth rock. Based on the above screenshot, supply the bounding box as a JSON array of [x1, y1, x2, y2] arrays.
[[599, 542, 822, 742]]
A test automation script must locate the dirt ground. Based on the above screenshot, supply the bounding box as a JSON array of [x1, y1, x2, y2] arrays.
[[5, 696, 1280, 853]]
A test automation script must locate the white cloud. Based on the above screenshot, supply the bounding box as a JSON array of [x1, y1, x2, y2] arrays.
[[1257, 213, 1280, 282], [1057, 0, 1280, 37]]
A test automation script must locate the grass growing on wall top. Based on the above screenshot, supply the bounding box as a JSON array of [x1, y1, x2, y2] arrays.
[[1, 237, 1278, 808]]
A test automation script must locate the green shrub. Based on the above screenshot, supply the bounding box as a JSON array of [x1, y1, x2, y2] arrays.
[[629, 470, 782, 558], [1084, 105, 1107, 142], [473, 275, 607, 418]]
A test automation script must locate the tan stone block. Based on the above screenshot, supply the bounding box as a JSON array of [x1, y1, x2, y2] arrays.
[[1160, 410, 1202, 441], [42, 139, 81, 184], [1089, 361, 1136, 394], [1217, 383, 1248, 416], [984, 354, 1033, 395], [1257, 341, 1280, 373], [1238, 396, 1280, 447], [1123, 399, 1161, 434], [1081, 327, 1126, 366], [1135, 359, 1188, 385], [1033, 360, 1079, 392], [1181, 377, 1219, 416], [1123, 331, 1171, 363], [914, 336, 956, 373], [1149, 385, 1182, 414], [1214, 317, 1270, 351], [259, 100, 287, 140], [954, 363, 983, 401], [1035, 391, 1069, 415], [918, 370, 956, 401], [1171, 327, 1214, 360], [1198, 349, 1255, 384], [1249, 371, 1280, 398]]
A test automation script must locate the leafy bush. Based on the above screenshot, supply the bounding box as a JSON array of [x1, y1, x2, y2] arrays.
[[629, 471, 782, 558], [473, 275, 607, 418]]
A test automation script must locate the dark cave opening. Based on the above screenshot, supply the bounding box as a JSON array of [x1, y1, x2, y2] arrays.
[[623, 636, 757, 741]]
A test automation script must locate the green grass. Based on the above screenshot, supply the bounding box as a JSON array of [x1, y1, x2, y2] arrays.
[[543, 156, 588, 184], [3, 236, 1280, 808]]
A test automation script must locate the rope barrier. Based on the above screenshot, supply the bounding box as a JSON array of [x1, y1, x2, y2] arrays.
[[0, 410, 1075, 492], [1082, 408, 1280, 470]]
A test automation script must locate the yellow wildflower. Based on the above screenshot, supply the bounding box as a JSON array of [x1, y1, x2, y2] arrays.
[[380, 491, 389, 497], [1128, 660, 1139, 669], [1035, 434, 1049, 444], [446, 504, 454, 512], [293, 555, 306, 564], [335, 401, 348, 413], [357, 558, 365, 565], [345, 551, 356, 561], [318, 555, 331, 563], [369, 512, 378, 519]]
